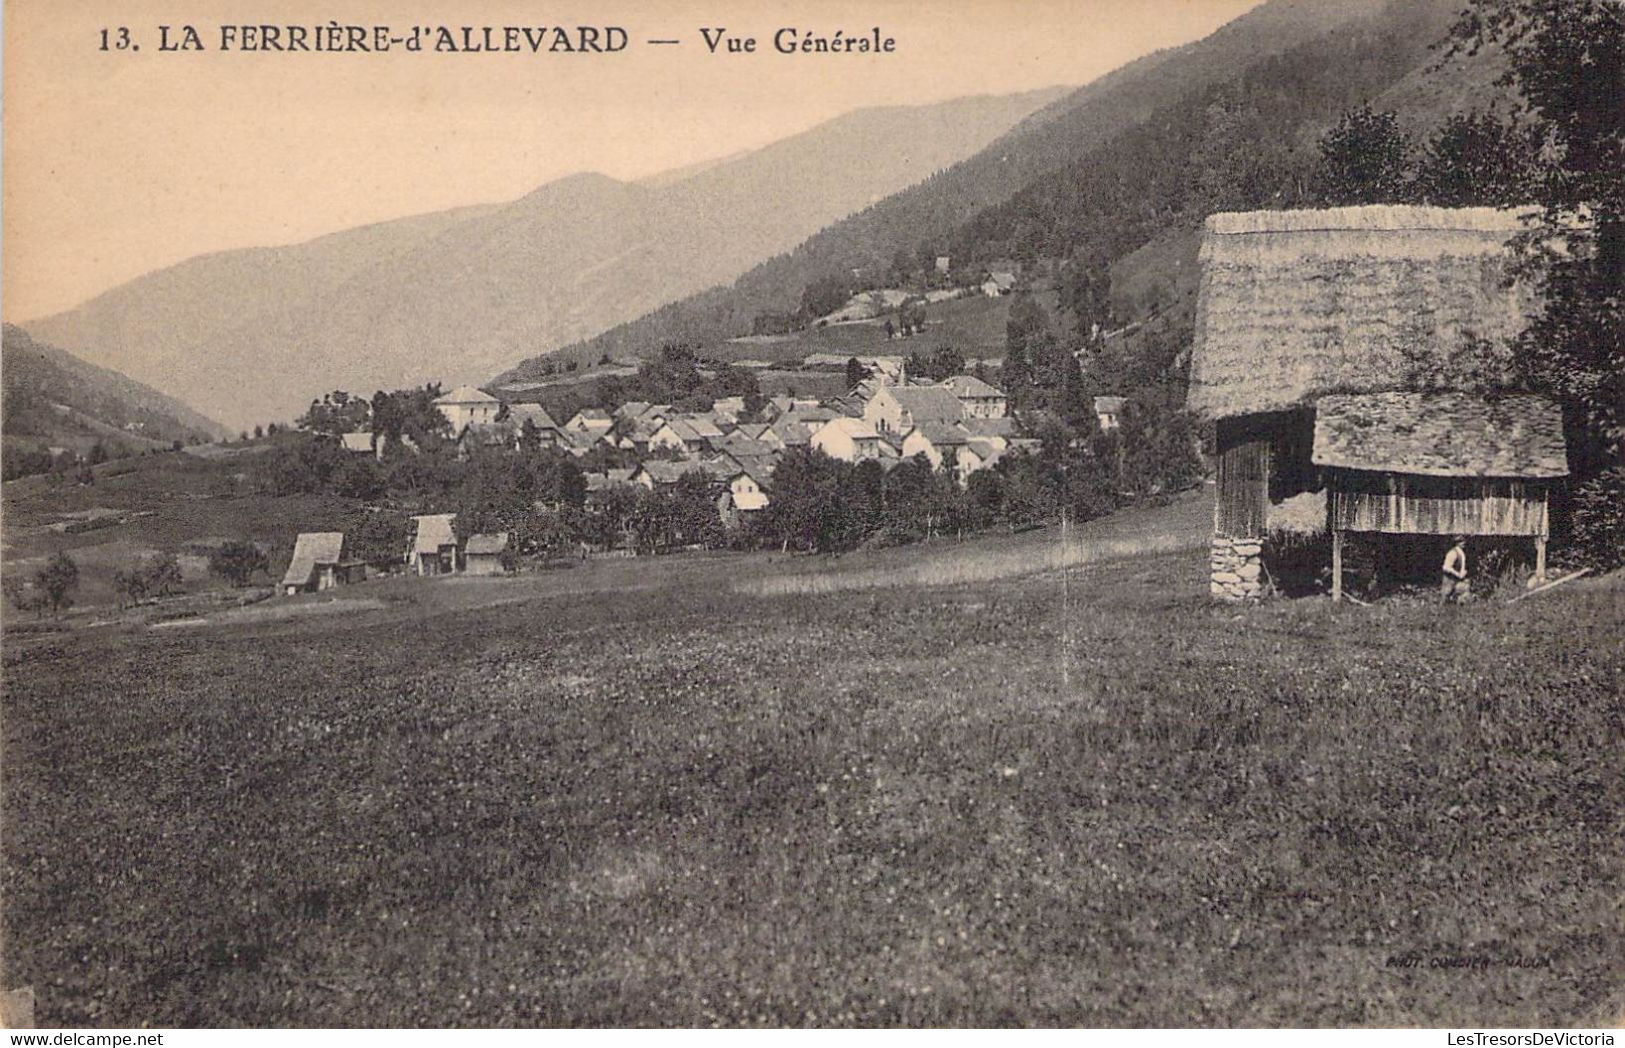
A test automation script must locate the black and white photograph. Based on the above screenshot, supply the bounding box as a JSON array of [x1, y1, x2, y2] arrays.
[[1, 0, 1621, 1033]]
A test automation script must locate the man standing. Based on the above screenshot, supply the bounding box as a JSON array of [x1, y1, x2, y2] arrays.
[[1441, 536, 1470, 603]]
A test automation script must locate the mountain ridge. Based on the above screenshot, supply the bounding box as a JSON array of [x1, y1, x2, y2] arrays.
[[25, 87, 1067, 431]]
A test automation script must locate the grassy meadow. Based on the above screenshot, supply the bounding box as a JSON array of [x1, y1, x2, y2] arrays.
[[2, 492, 1621, 1027]]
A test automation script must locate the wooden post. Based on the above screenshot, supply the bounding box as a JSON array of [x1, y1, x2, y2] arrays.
[[1534, 535, 1548, 584], [1331, 529, 1344, 602]]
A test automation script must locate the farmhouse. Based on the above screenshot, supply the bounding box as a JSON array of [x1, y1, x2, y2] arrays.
[[1185, 205, 1563, 601], [565, 408, 614, 435], [718, 467, 771, 525], [810, 416, 885, 463], [408, 513, 459, 576], [463, 532, 512, 576], [941, 374, 1007, 419], [506, 403, 564, 445], [864, 384, 963, 436], [902, 422, 970, 471], [433, 386, 501, 432], [649, 419, 707, 455], [280, 532, 347, 596]]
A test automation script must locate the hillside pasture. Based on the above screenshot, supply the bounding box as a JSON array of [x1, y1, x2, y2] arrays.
[[2, 493, 1620, 1027]]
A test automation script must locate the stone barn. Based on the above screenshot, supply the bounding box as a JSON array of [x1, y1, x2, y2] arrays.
[[1185, 205, 1567, 600]]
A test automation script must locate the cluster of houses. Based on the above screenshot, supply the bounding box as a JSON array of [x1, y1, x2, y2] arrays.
[[331, 357, 1097, 529], [288, 358, 1140, 595]]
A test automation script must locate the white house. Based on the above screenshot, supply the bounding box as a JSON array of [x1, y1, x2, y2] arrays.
[[901, 422, 971, 472], [810, 417, 885, 463], [864, 384, 964, 436], [433, 386, 501, 432], [940, 375, 1007, 419], [565, 408, 614, 436]]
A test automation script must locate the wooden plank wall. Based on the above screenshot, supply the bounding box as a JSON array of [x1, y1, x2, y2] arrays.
[[1328, 471, 1549, 536], [1215, 418, 1269, 538]]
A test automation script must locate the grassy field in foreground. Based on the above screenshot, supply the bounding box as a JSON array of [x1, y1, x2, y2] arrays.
[[2, 504, 1621, 1026]]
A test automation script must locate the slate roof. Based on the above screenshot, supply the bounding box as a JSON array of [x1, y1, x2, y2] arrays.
[[508, 403, 560, 429], [911, 422, 970, 446], [889, 385, 965, 424], [941, 374, 1005, 399], [434, 385, 499, 405]]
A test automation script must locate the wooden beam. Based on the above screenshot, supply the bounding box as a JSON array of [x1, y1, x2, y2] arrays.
[[1331, 529, 1344, 602], [1534, 536, 1548, 583]]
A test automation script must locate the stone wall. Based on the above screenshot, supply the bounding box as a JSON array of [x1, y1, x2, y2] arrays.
[[1210, 534, 1264, 601]]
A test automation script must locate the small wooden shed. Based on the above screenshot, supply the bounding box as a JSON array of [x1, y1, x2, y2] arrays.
[[409, 513, 459, 576], [281, 532, 345, 596], [463, 532, 512, 576], [1313, 392, 1568, 597], [1185, 205, 1564, 600]]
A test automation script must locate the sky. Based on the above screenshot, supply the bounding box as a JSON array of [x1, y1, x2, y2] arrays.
[[2, 0, 1262, 322]]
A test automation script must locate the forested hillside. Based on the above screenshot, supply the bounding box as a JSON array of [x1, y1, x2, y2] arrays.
[[504, 0, 1492, 382], [2, 325, 226, 478]]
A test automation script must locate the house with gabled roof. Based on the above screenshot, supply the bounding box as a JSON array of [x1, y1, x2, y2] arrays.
[[633, 459, 693, 491], [457, 421, 520, 458], [864, 384, 964, 436], [433, 386, 502, 432], [1093, 396, 1127, 432], [565, 408, 614, 435], [810, 416, 885, 463], [506, 403, 564, 446], [649, 419, 707, 455], [902, 421, 971, 473], [941, 374, 1007, 419]]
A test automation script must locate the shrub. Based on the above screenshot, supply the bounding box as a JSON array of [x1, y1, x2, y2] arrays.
[[1569, 468, 1625, 571], [34, 552, 80, 614], [209, 541, 269, 588]]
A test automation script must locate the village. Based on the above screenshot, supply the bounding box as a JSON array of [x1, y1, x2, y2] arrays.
[[278, 350, 1100, 594], [3, 0, 1620, 1030]]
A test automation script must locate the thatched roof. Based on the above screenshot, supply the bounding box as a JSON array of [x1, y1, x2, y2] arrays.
[[281, 532, 344, 587], [1187, 206, 1538, 421], [1312, 392, 1567, 478]]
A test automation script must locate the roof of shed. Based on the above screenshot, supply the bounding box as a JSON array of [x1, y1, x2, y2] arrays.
[[1187, 205, 1539, 421], [280, 532, 344, 587], [1312, 392, 1568, 478], [411, 513, 458, 553], [464, 532, 511, 555]]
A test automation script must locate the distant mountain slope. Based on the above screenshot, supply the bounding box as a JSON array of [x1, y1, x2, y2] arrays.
[[498, 0, 1420, 381], [2, 324, 226, 453], [25, 88, 1065, 431]]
